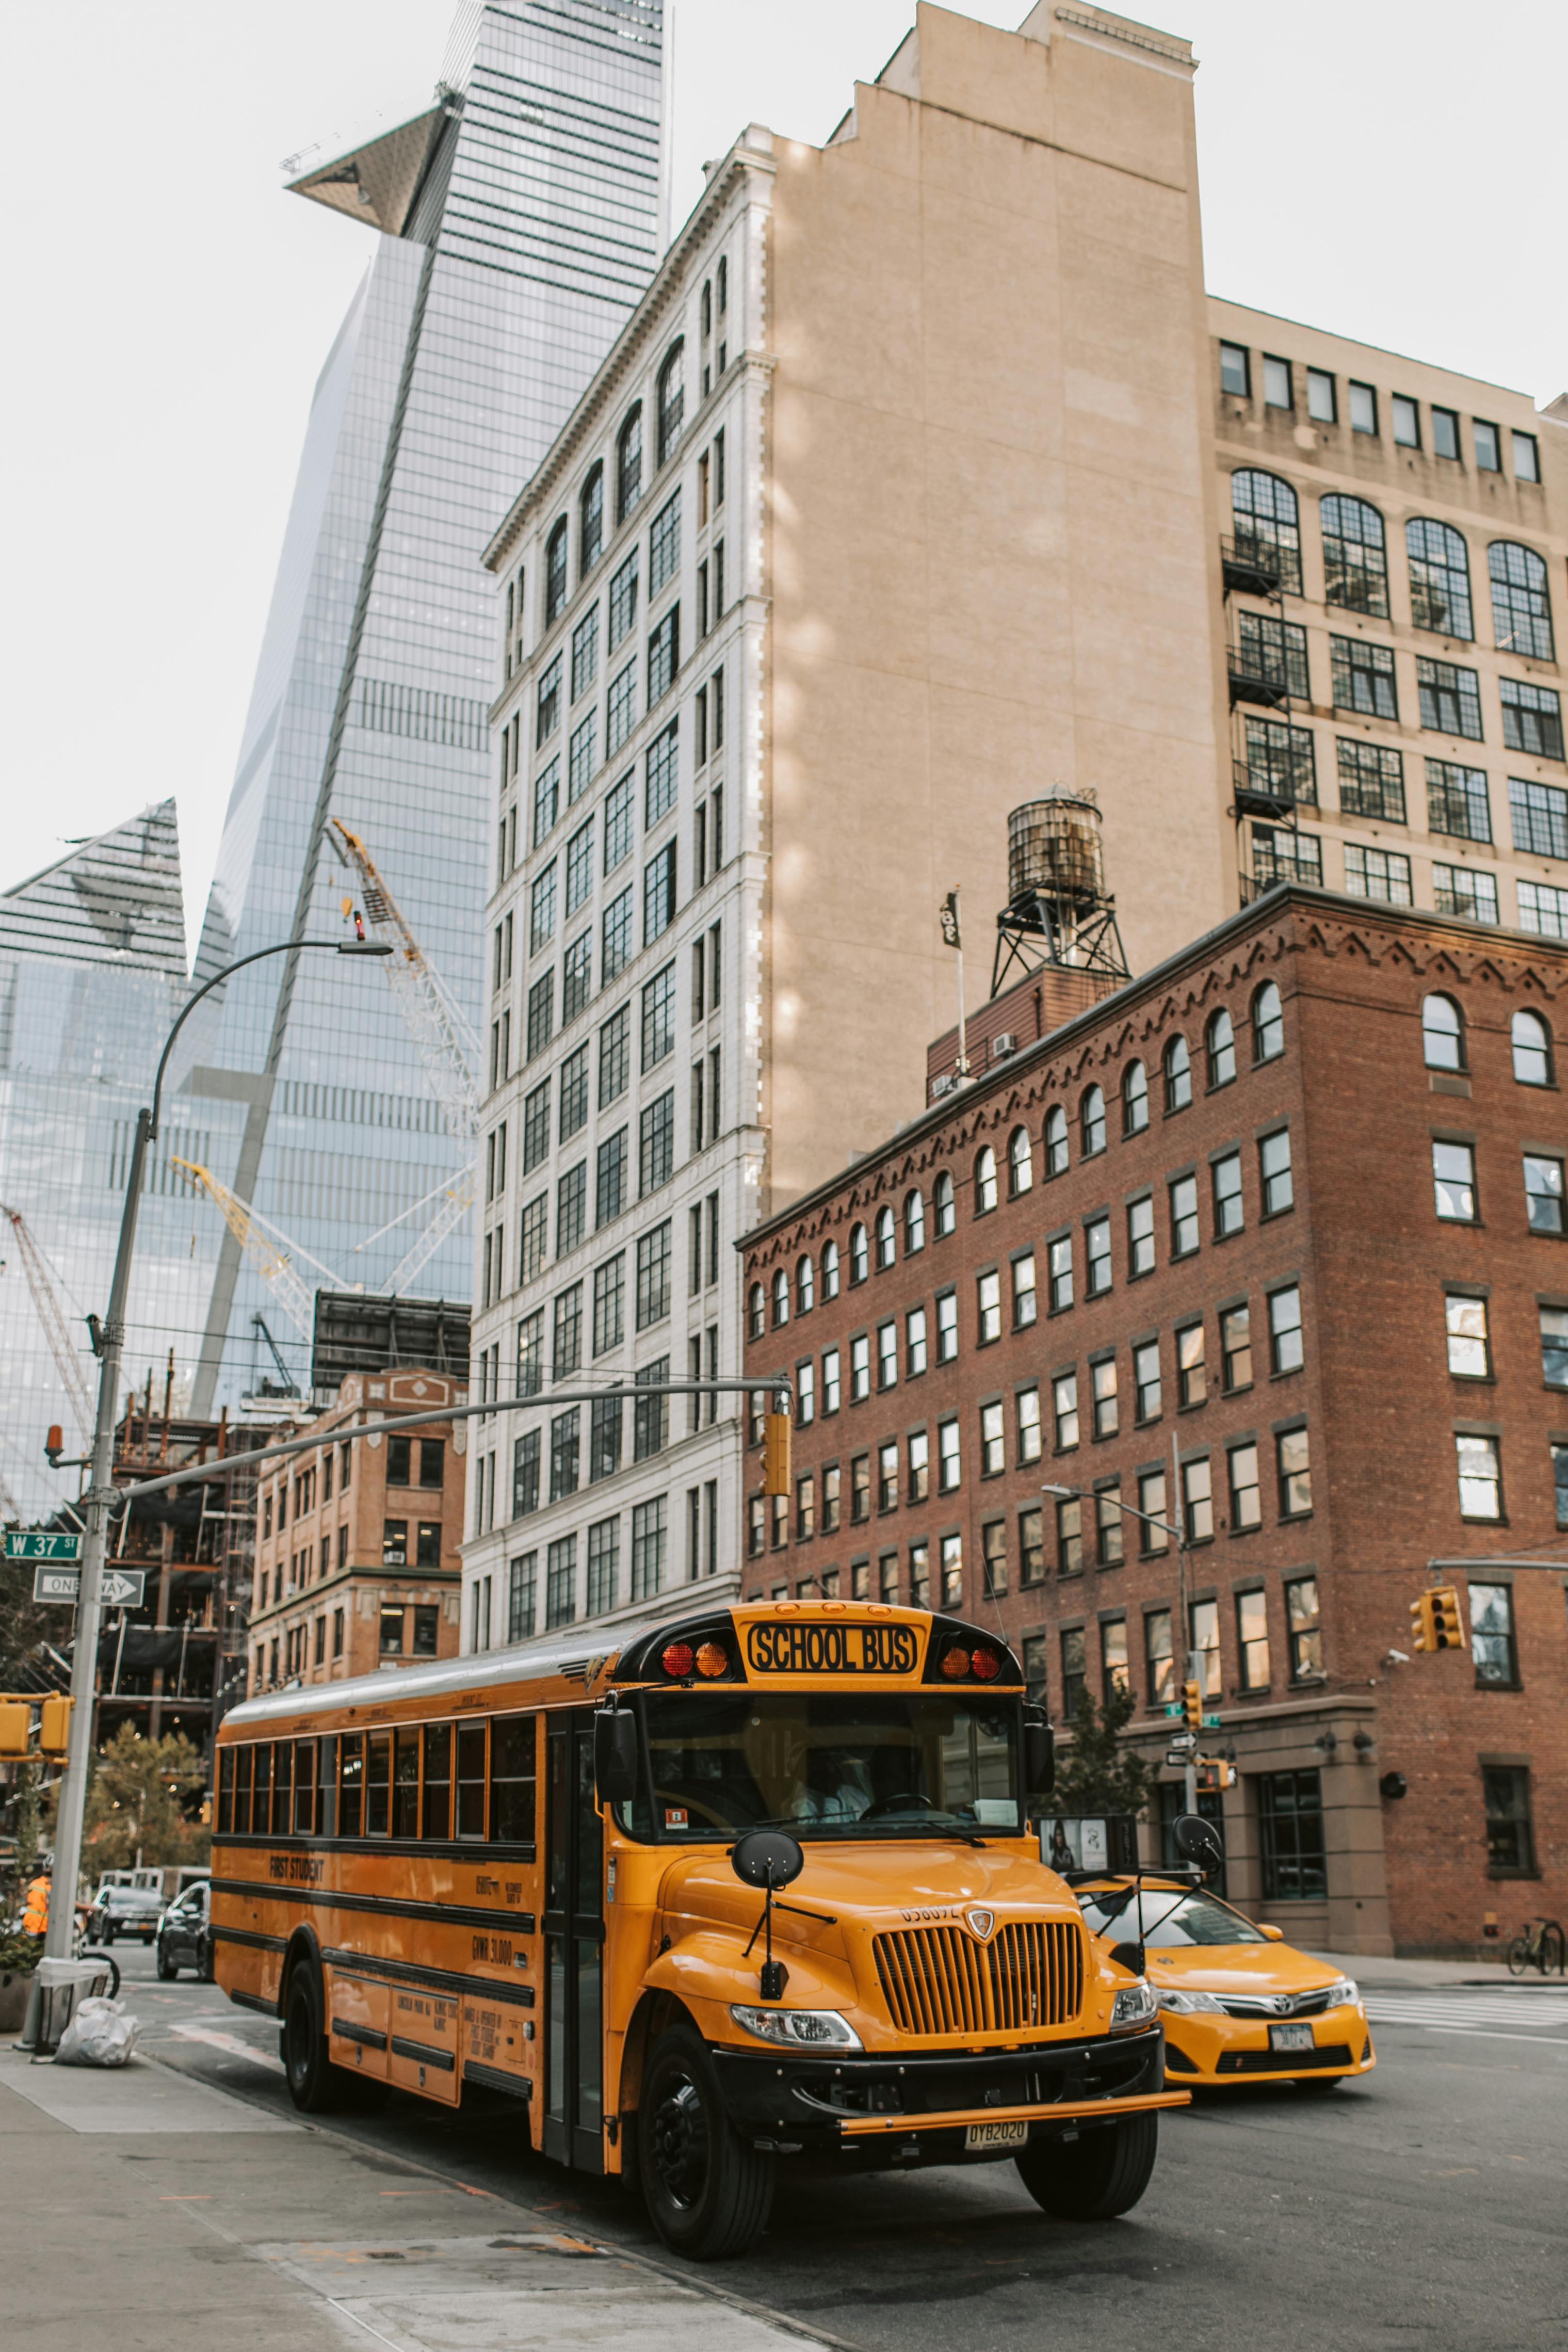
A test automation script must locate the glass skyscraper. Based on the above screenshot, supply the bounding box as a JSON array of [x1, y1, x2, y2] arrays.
[[181, 0, 668, 1415]]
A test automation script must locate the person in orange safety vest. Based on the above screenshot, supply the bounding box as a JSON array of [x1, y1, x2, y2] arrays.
[[22, 1865, 50, 1939]]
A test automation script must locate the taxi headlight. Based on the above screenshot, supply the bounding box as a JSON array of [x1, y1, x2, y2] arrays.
[[1109, 1979, 1158, 2033], [731, 2005, 863, 2050], [1155, 1987, 1227, 2016], [1323, 1978, 1360, 2008]]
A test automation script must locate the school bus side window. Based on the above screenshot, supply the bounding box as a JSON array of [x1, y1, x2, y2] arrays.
[[218, 1747, 235, 1834], [340, 1733, 365, 1834], [294, 1739, 316, 1836], [423, 1723, 452, 1838], [491, 1715, 537, 1844], [234, 1743, 252, 1832], [366, 1731, 392, 1834], [318, 1735, 338, 1835], [392, 1727, 419, 1837], [253, 1741, 272, 1834], [457, 1721, 488, 1838]]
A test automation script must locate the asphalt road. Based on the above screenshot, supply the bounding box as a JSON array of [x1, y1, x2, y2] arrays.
[[115, 1942, 1568, 2352]]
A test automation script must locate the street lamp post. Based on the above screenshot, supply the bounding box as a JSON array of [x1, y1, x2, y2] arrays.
[[44, 937, 389, 1956], [1041, 1481, 1202, 1815]]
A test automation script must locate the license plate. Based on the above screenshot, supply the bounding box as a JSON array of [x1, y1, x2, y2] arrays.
[[965, 2118, 1029, 2150], [1268, 2022, 1315, 2052]]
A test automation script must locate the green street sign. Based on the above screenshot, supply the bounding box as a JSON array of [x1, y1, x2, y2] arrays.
[[1203, 1713, 1222, 1729], [1162, 1703, 1183, 1717], [4, 1531, 82, 1562]]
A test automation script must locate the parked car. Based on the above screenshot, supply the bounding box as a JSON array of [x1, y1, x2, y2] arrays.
[[1074, 1875, 1375, 2091], [155, 1879, 213, 1981], [83, 1882, 166, 1946]]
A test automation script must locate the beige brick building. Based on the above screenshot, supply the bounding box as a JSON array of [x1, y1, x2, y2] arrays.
[[249, 1371, 466, 1690]]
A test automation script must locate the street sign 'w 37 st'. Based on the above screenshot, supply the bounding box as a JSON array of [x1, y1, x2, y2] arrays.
[[5, 1531, 82, 1562]]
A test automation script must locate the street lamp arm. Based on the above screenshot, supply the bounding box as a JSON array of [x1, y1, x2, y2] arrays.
[[1041, 1481, 1186, 1549], [150, 938, 389, 1136]]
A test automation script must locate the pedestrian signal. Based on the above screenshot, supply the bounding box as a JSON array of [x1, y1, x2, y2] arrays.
[[763, 1413, 793, 1497], [39, 1695, 72, 1758], [1195, 1758, 1236, 1792]]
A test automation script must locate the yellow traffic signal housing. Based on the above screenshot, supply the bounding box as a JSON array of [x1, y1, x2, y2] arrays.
[[1195, 1757, 1236, 1792], [1430, 1585, 1465, 1650], [1409, 1591, 1437, 1651], [0, 1702, 30, 1758], [1182, 1679, 1203, 1732], [763, 1413, 793, 1497], [39, 1695, 73, 1758]]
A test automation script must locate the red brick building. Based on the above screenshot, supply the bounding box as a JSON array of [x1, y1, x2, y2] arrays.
[[741, 885, 1568, 1957], [249, 1370, 466, 1694]]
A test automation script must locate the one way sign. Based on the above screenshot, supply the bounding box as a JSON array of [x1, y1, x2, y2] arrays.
[[31, 1566, 146, 1607]]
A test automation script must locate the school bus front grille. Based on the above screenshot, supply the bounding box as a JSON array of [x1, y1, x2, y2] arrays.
[[872, 1919, 1085, 2036]]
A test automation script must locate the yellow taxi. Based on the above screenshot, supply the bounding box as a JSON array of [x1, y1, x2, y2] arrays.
[[1073, 1877, 1375, 2091]]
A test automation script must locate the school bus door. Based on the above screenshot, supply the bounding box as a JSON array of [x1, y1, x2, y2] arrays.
[[543, 1711, 605, 2171]]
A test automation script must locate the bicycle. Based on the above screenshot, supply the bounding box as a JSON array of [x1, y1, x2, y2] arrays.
[[1506, 1915, 1566, 1977]]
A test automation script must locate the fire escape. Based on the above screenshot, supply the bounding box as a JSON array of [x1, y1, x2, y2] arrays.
[[1222, 496, 1312, 904]]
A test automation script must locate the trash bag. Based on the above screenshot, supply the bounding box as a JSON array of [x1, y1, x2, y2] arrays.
[[53, 1995, 141, 2068]]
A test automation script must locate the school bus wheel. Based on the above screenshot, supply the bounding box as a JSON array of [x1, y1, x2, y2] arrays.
[[1014, 2108, 1160, 2222], [637, 2024, 777, 2261], [282, 1954, 341, 2114]]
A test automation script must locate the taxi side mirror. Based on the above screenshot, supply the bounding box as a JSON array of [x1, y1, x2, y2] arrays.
[[1259, 1923, 1284, 1941], [593, 1705, 639, 1806], [1023, 1706, 1055, 1798]]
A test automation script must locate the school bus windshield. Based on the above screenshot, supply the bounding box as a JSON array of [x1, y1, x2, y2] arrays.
[[627, 1690, 1022, 1841]]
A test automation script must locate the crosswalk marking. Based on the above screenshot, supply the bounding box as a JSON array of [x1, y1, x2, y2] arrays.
[[1364, 1992, 1568, 2039]]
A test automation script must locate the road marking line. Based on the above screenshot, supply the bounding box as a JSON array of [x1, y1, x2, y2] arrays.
[[1422, 2026, 1568, 2047], [165, 2023, 285, 2074]]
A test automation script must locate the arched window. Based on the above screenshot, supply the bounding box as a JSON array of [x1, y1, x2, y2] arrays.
[[1252, 981, 1284, 1063], [1044, 1104, 1068, 1177], [578, 463, 604, 577], [1321, 494, 1387, 617], [1008, 1125, 1033, 1196], [1231, 469, 1302, 594], [1121, 1061, 1148, 1137], [748, 1282, 765, 1340], [796, 1253, 815, 1314], [1163, 1035, 1192, 1113], [1407, 518, 1473, 639], [544, 518, 569, 624], [771, 1268, 790, 1327], [849, 1222, 869, 1284], [933, 1170, 956, 1237], [821, 1238, 840, 1300], [974, 1146, 998, 1215], [1421, 994, 1464, 1072], [657, 339, 685, 468], [904, 1189, 926, 1253], [1489, 541, 1555, 661], [1512, 1009, 1553, 1086], [1206, 1008, 1236, 1089], [1080, 1085, 1106, 1157], [875, 1204, 896, 1268], [616, 404, 643, 524], [700, 279, 713, 339]]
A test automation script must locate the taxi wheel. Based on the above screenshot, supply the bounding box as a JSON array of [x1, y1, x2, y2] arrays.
[[1016, 2112, 1159, 2221], [156, 1947, 179, 1981], [637, 2026, 775, 2260], [282, 1961, 342, 2114]]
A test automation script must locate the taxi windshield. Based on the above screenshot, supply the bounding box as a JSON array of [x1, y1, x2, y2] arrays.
[[626, 1690, 1022, 1841], [1076, 1886, 1268, 1946]]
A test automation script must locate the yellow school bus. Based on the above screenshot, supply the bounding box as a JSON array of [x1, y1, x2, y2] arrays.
[[213, 1600, 1184, 2257]]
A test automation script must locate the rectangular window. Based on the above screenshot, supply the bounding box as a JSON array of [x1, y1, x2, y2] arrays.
[[595, 1129, 626, 1229], [1182, 1455, 1213, 1542], [1433, 1139, 1477, 1222], [1483, 1765, 1535, 1874], [641, 962, 676, 1071], [1268, 1284, 1304, 1374], [1205, 1154, 1242, 1244], [505, 1556, 536, 1645], [876, 1441, 897, 1513], [545, 1535, 576, 1630], [1456, 1432, 1502, 1519], [976, 1268, 1001, 1343], [1234, 1590, 1269, 1689], [1426, 758, 1492, 844], [1055, 1495, 1083, 1578], [568, 712, 596, 804], [1500, 678, 1564, 762], [1168, 1173, 1199, 1258], [609, 549, 638, 649], [645, 722, 678, 829], [1391, 393, 1419, 448], [1258, 1130, 1292, 1217], [1283, 1575, 1321, 1681], [643, 843, 676, 944], [548, 1410, 579, 1502], [1470, 1582, 1517, 1685], [1177, 1321, 1206, 1407], [1086, 1216, 1112, 1296], [516, 1309, 544, 1402], [1012, 1250, 1037, 1329], [851, 1455, 870, 1524], [1243, 718, 1316, 806], [936, 1291, 958, 1363], [1095, 1487, 1123, 1568], [1306, 367, 1336, 424], [1432, 863, 1498, 925], [589, 1394, 622, 1483], [650, 488, 681, 595], [1252, 824, 1323, 889], [631, 1496, 666, 1601], [585, 1518, 618, 1616], [1091, 1356, 1119, 1439], [553, 1282, 583, 1378], [1133, 1339, 1161, 1423], [1330, 634, 1398, 720], [532, 760, 561, 850], [1190, 1596, 1220, 1694], [555, 1163, 586, 1258], [1228, 1443, 1262, 1532], [938, 1417, 961, 1493], [906, 1429, 928, 1504], [940, 1534, 963, 1609], [1258, 1768, 1327, 1899], [822, 1348, 840, 1414], [591, 1253, 624, 1356], [1127, 1197, 1154, 1278], [1473, 418, 1500, 472], [638, 1092, 674, 1195], [571, 604, 599, 702], [1237, 610, 1310, 699], [1336, 738, 1405, 824], [980, 1400, 1005, 1477], [635, 1221, 672, 1327], [1512, 429, 1540, 484], [1418, 657, 1484, 742], [606, 661, 637, 757], [526, 972, 554, 1064], [565, 818, 594, 917], [647, 607, 680, 705], [1277, 1426, 1312, 1517], [1432, 405, 1459, 460], [877, 1320, 898, 1390], [536, 653, 562, 746], [906, 1307, 927, 1377], [1539, 1304, 1568, 1387], [633, 1360, 669, 1461], [1016, 1384, 1042, 1464], [1138, 1468, 1169, 1554], [1008, 1507, 1040, 1593], [1049, 1234, 1074, 1313], [1348, 381, 1377, 435], [1052, 1370, 1079, 1450], [1262, 354, 1291, 409], [1524, 1154, 1565, 1234], [1144, 1608, 1174, 1706], [850, 1332, 870, 1403], [1519, 879, 1568, 939], [1219, 342, 1250, 398], [529, 862, 557, 954], [1059, 1626, 1087, 1718], [1510, 776, 1568, 864]]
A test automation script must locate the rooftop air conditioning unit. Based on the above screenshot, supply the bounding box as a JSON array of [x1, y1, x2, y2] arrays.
[[991, 1033, 1017, 1059], [930, 1073, 957, 1099]]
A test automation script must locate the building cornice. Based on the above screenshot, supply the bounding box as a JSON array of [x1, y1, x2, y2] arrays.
[[483, 132, 777, 574]]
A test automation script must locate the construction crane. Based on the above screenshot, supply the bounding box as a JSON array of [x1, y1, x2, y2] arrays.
[[1, 1203, 94, 1445], [331, 817, 480, 1293], [171, 1160, 343, 1341]]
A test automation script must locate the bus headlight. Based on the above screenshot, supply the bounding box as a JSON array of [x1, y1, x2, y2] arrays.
[[731, 2005, 863, 2050], [1109, 1980, 1158, 2033]]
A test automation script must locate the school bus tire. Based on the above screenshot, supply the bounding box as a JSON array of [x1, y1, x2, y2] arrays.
[[1014, 2109, 1159, 2221], [281, 1953, 342, 2114], [637, 2025, 775, 2261]]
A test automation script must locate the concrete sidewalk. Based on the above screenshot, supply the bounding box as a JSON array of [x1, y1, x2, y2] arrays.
[[1, 2042, 831, 2352]]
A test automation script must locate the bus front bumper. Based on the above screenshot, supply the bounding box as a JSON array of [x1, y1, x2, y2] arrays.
[[709, 2024, 1181, 2157]]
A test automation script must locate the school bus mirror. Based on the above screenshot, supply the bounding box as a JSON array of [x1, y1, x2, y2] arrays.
[[1172, 1812, 1224, 1873], [1023, 1706, 1055, 1798], [593, 1705, 640, 1806]]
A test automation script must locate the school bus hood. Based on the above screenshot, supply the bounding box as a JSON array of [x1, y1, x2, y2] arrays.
[[657, 1841, 1082, 1957]]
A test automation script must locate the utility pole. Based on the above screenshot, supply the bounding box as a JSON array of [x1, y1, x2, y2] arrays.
[[1171, 1431, 1198, 1815]]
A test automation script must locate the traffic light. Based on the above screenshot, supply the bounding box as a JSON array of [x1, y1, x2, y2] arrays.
[[1409, 1591, 1436, 1651], [39, 1695, 72, 1758], [1182, 1679, 1204, 1733], [0, 1702, 29, 1758], [1411, 1585, 1466, 1653], [763, 1413, 793, 1497], [1195, 1757, 1236, 1792]]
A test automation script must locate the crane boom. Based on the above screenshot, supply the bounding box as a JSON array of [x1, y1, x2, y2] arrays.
[[331, 819, 480, 1143], [172, 1160, 341, 1341], [386, 1171, 475, 1294], [2, 1203, 94, 1444]]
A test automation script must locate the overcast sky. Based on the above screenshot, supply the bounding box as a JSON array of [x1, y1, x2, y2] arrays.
[[3, 1, 1563, 954]]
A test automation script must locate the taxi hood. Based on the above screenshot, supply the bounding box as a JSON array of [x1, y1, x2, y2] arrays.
[[1143, 1942, 1348, 1995]]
